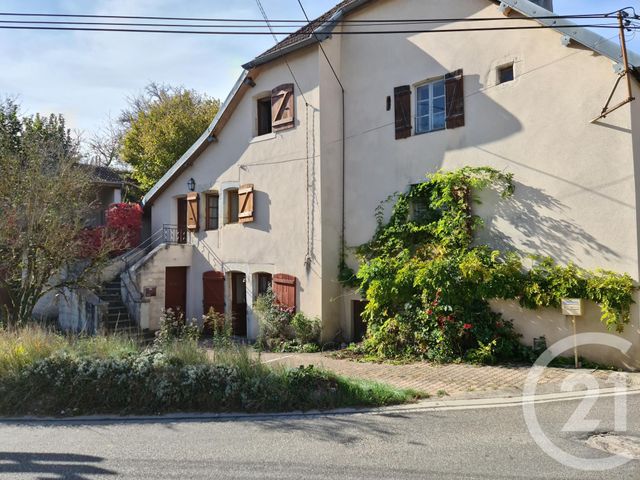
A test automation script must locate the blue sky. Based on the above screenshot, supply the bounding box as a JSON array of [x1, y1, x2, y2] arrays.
[[0, 0, 638, 135]]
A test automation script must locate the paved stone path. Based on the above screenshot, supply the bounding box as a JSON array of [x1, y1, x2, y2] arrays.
[[258, 352, 640, 398]]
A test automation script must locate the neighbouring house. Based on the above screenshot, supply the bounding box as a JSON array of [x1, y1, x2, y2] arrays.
[[29, 165, 144, 334], [128, 0, 640, 368], [82, 165, 126, 227]]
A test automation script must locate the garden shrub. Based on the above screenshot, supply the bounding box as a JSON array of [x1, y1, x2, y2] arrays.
[[254, 288, 321, 352], [202, 308, 233, 348], [348, 167, 635, 363], [154, 309, 200, 347], [291, 313, 321, 345]]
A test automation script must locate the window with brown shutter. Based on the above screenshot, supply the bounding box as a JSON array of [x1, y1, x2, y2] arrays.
[[186, 192, 199, 232], [272, 273, 296, 311], [271, 84, 295, 131], [205, 193, 219, 230], [257, 97, 272, 136], [238, 184, 254, 224], [445, 69, 465, 129], [394, 85, 412, 139], [226, 189, 239, 224]]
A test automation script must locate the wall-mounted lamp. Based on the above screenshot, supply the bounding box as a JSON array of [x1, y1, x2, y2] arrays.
[[243, 76, 257, 88], [187, 178, 196, 192]]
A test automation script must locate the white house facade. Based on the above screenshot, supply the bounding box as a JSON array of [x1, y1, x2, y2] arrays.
[[133, 0, 640, 369]]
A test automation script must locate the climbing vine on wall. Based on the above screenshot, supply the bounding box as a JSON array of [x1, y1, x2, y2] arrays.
[[346, 167, 635, 362]]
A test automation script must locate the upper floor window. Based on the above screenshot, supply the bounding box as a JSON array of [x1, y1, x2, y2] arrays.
[[394, 69, 464, 140], [498, 64, 514, 84], [257, 97, 272, 136], [205, 193, 219, 230], [415, 78, 446, 134], [254, 84, 295, 137], [222, 184, 255, 226]]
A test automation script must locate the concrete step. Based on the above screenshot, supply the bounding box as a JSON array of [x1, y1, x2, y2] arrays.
[[105, 315, 131, 324], [106, 306, 129, 314]]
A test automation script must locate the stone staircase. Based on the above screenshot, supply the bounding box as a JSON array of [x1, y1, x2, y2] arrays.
[[97, 276, 140, 337]]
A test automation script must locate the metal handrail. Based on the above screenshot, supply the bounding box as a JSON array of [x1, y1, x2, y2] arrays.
[[118, 225, 192, 327]]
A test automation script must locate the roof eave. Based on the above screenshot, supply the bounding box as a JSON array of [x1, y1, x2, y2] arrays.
[[501, 0, 640, 67], [243, 0, 372, 70], [142, 70, 250, 206]]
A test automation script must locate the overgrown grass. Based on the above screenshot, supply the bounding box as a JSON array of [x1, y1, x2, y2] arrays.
[[0, 326, 138, 376], [0, 328, 421, 417]]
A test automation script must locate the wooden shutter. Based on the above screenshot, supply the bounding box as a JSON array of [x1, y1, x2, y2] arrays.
[[238, 184, 254, 224], [272, 274, 297, 311], [271, 83, 295, 131], [186, 192, 199, 232], [394, 86, 412, 139], [445, 69, 465, 129]]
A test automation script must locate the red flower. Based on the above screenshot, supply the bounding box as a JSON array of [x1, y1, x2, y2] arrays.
[[426, 309, 433, 316], [463, 323, 473, 330]]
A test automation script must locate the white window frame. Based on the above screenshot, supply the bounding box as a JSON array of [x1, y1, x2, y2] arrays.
[[497, 63, 515, 84], [415, 78, 446, 135]]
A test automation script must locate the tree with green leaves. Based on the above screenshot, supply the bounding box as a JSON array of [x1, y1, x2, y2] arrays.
[[119, 83, 220, 192], [0, 99, 113, 327]]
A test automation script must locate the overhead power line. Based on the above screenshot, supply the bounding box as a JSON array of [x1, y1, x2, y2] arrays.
[[253, 0, 308, 105], [0, 11, 626, 23], [0, 8, 635, 36], [0, 23, 630, 35]]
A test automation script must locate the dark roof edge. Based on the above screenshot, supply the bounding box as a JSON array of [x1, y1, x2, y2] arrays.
[[242, 0, 371, 70]]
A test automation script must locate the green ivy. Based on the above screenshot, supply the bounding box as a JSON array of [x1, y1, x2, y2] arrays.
[[345, 167, 635, 362]]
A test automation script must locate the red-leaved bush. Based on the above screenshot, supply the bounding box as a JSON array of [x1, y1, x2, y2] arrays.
[[106, 203, 143, 253], [80, 203, 143, 258]]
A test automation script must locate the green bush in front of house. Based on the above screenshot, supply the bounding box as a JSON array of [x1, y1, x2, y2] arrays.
[[0, 327, 420, 417], [254, 288, 321, 352], [345, 167, 636, 363]]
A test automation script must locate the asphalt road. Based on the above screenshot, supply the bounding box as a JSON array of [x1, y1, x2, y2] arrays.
[[0, 393, 638, 479]]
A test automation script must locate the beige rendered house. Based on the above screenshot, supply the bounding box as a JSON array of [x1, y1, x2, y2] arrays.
[[133, 0, 640, 368]]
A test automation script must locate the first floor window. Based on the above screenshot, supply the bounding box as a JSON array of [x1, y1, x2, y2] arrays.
[[227, 189, 239, 224], [416, 78, 446, 134], [255, 273, 272, 299], [205, 193, 219, 230]]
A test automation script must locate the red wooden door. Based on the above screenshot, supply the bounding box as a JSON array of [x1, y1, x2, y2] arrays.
[[203, 271, 225, 315], [177, 198, 188, 244], [165, 267, 187, 315]]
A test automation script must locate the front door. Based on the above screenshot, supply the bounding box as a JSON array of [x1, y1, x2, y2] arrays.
[[165, 267, 187, 317], [230, 272, 247, 337], [203, 271, 225, 315], [177, 198, 188, 244]]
